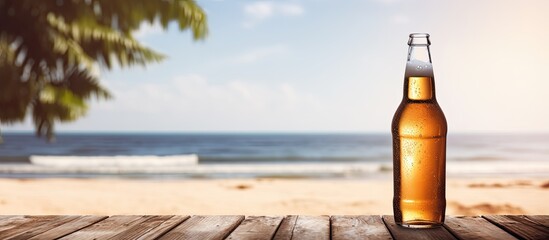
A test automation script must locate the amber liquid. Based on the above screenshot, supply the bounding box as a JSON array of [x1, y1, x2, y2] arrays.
[[392, 76, 447, 228]]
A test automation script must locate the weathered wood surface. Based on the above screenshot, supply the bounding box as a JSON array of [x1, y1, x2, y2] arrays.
[[58, 215, 152, 240], [331, 215, 392, 240], [226, 216, 283, 240], [111, 215, 189, 240], [272, 215, 298, 240], [382, 215, 458, 240], [0, 215, 547, 240], [444, 216, 517, 240], [484, 215, 549, 240], [0, 215, 70, 239], [158, 215, 244, 240], [0, 216, 31, 233], [28, 216, 107, 240], [136, 215, 190, 240], [289, 215, 330, 240], [524, 215, 549, 226], [269, 215, 331, 240]]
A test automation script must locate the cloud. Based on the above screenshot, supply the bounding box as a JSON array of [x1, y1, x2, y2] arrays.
[[277, 3, 304, 16], [231, 45, 288, 64], [391, 15, 410, 24], [371, 0, 399, 4], [243, 1, 304, 28], [96, 74, 322, 130], [132, 21, 163, 38], [244, 2, 275, 20], [111, 74, 318, 112]]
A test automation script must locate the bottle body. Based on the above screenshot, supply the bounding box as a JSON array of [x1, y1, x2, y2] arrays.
[[392, 34, 447, 228]]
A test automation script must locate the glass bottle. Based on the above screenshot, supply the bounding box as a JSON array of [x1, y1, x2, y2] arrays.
[[392, 33, 447, 228]]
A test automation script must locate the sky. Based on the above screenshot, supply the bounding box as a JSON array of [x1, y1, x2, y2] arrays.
[[4, 0, 549, 133]]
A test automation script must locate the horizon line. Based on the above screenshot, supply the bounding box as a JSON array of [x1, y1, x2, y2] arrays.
[[3, 130, 549, 135]]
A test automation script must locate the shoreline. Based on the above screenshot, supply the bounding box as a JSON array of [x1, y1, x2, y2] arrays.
[[0, 177, 547, 216], [1, 160, 547, 179], [1, 173, 548, 180]]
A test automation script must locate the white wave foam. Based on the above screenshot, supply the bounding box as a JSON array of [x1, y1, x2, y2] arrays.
[[4, 160, 548, 178], [447, 161, 549, 175], [405, 59, 433, 77], [29, 155, 198, 167]]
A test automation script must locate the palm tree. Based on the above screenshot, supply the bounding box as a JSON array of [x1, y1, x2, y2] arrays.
[[0, 0, 207, 141]]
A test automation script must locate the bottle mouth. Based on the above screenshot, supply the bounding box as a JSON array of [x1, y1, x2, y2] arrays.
[[408, 33, 431, 46], [409, 33, 430, 38]]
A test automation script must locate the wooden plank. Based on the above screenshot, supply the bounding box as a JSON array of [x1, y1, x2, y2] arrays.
[[272, 215, 298, 240], [0, 216, 25, 232], [331, 215, 392, 240], [6, 215, 79, 240], [28, 216, 108, 240], [272, 215, 330, 240], [109, 215, 188, 240], [136, 216, 190, 240], [226, 216, 284, 240], [58, 215, 151, 240], [0, 216, 18, 221], [0, 216, 64, 239], [484, 215, 549, 240], [444, 216, 517, 240], [291, 215, 330, 240], [382, 215, 457, 240], [158, 215, 244, 240], [523, 215, 549, 226]]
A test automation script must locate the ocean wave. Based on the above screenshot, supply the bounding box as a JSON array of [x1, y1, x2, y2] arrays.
[[0, 157, 546, 178], [29, 155, 198, 167], [448, 156, 507, 161], [198, 156, 388, 163]]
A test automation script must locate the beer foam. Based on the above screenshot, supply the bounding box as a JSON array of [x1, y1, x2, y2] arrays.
[[405, 60, 433, 77]]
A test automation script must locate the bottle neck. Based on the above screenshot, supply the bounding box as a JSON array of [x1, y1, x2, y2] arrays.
[[404, 76, 436, 101], [404, 34, 435, 101], [407, 45, 432, 63]]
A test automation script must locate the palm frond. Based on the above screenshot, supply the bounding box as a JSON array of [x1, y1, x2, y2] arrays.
[[0, 0, 208, 140]]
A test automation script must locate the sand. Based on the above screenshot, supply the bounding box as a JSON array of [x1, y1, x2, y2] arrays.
[[0, 178, 547, 215]]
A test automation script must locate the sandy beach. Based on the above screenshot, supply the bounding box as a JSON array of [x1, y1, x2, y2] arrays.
[[0, 177, 547, 216]]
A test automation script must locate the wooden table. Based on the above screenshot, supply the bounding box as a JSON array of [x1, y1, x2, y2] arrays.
[[0, 215, 547, 240]]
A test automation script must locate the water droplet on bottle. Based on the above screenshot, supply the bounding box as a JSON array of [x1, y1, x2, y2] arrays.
[[416, 65, 422, 70]]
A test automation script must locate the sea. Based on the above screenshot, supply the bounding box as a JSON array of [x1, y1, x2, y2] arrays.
[[0, 133, 548, 178]]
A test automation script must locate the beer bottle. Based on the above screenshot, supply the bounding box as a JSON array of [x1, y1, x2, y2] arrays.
[[392, 33, 447, 228]]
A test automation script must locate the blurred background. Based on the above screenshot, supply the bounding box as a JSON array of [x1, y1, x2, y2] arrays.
[[0, 0, 548, 216], [3, 0, 549, 134]]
